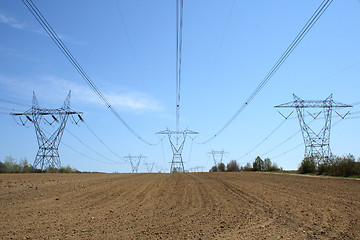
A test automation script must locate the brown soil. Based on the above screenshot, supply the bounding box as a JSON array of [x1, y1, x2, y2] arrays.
[[1, 172, 359, 239]]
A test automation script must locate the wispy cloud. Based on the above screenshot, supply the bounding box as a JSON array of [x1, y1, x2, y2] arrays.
[[0, 12, 85, 45], [0, 75, 163, 113], [0, 13, 43, 34]]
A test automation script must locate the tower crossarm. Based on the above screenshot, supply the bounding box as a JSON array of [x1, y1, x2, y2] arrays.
[[275, 94, 352, 163], [156, 129, 199, 135], [275, 101, 352, 108], [274, 94, 352, 109], [156, 128, 198, 172], [11, 91, 82, 170], [11, 109, 82, 116]]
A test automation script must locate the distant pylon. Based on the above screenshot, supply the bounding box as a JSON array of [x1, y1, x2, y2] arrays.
[[145, 162, 155, 173], [208, 150, 227, 166], [275, 94, 352, 162], [11, 91, 83, 170], [123, 154, 146, 173], [156, 128, 198, 173]]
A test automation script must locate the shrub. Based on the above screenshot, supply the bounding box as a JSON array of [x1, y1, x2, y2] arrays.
[[209, 165, 218, 172], [217, 162, 226, 172], [242, 162, 253, 171], [0, 156, 79, 174], [253, 156, 264, 171], [298, 154, 360, 177], [0, 161, 6, 173], [298, 157, 316, 174], [226, 160, 240, 172]]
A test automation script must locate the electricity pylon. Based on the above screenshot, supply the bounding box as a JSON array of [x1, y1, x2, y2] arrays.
[[11, 91, 82, 170], [156, 128, 198, 172], [157, 0, 198, 173], [208, 150, 227, 166], [275, 94, 352, 162], [123, 154, 146, 173], [144, 162, 155, 173]]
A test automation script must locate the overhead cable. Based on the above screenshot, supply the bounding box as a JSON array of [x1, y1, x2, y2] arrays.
[[238, 118, 287, 160], [61, 141, 124, 165], [42, 128, 122, 165], [82, 119, 127, 162], [176, 0, 184, 131], [115, 0, 148, 92], [195, 0, 235, 113], [260, 118, 316, 157], [64, 128, 122, 164], [268, 117, 343, 160], [199, 0, 333, 144], [22, 0, 157, 146], [0, 99, 31, 108]]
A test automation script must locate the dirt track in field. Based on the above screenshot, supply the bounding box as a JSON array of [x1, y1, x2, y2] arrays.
[[1, 172, 359, 239]]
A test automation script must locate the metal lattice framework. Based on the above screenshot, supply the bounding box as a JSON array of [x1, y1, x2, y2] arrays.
[[156, 0, 198, 173], [188, 166, 205, 172], [275, 94, 352, 162], [156, 129, 198, 173], [123, 154, 146, 173], [144, 162, 155, 173], [11, 91, 82, 170], [209, 150, 227, 166]]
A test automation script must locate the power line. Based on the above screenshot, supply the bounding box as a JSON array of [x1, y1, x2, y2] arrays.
[[238, 118, 288, 160], [21, 0, 157, 146], [268, 142, 303, 160], [195, 0, 236, 113], [115, 0, 148, 93], [3, 98, 129, 164], [0, 99, 31, 108], [64, 128, 121, 164], [40, 115, 128, 166], [260, 118, 316, 157], [0, 106, 27, 112], [0, 112, 12, 115], [240, 107, 359, 161], [268, 117, 344, 160], [41, 122, 120, 166], [186, 137, 195, 168], [176, 0, 184, 131], [61, 140, 124, 165], [208, 0, 235, 83], [199, 0, 333, 144], [82, 119, 126, 162]]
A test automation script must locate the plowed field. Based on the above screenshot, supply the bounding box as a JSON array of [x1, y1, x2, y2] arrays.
[[1, 172, 359, 239]]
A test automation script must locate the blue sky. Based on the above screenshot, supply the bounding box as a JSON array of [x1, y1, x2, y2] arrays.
[[0, 0, 359, 172]]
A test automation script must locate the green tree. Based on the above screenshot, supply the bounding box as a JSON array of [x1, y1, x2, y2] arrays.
[[298, 157, 316, 174], [253, 156, 264, 171], [217, 162, 225, 172], [20, 158, 32, 173], [4, 155, 16, 173], [263, 158, 272, 171], [0, 161, 6, 173], [209, 165, 218, 172], [226, 160, 239, 172], [243, 162, 252, 171]]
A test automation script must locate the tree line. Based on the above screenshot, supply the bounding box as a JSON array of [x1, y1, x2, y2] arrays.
[[299, 154, 360, 177], [209, 156, 282, 172], [210, 154, 360, 177], [0, 155, 79, 173]]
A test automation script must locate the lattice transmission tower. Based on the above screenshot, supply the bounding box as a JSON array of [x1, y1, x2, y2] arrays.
[[144, 162, 155, 173], [208, 150, 227, 166], [156, 0, 198, 173], [275, 94, 352, 162], [123, 154, 146, 173], [156, 129, 198, 173], [11, 91, 82, 170]]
